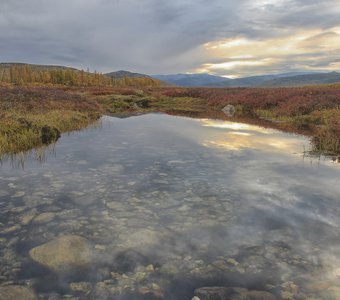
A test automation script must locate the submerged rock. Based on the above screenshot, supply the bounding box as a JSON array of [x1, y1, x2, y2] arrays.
[[194, 287, 232, 300], [159, 262, 178, 276], [29, 235, 94, 273], [72, 194, 97, 206], [0, 285, 36, 300], [118, 228, 165, 252], [19, 209, 37, 225], [33, 212, 56, 224], [233, 290, 277, 300], [1, 224, 21, 234], [69, 281, 92, 294], [194, 287, 277, 300], [12, 191, 26, 198]]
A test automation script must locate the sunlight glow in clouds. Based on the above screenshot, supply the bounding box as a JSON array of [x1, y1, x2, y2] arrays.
[[200, 59, 273, 72], [251, 0, 285, 9], [194, 27, 340, 77]]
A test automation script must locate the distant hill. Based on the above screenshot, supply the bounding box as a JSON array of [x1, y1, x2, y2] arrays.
[[151, 71, 340, 87], [105, 70, 152, 79], [105, 70, 162, 86], [259, 72, 340, 87]]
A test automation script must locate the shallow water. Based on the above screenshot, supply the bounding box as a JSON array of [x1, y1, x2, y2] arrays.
[[0, 114, 339, 300]]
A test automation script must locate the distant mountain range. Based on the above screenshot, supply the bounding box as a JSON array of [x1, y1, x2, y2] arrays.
[[259, 72, 340, 87], [2, 63, 340, 87], [152, 72, 340, 87], [152, 73, 229, 87]]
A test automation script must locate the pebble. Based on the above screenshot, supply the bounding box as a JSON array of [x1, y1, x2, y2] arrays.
[[12, 191, 25, 198], [0, 285, 36, 300], [95, 244, 106, 251], [281, 291, 294, 299], [32, 212, 56, 224], [227, 258, 240, 266], [69, 282, 92, 294], [146, 264, 155, 272], [1, 225, 21, 234]]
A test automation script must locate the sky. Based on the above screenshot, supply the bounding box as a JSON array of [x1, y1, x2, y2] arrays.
[[0, 0, 339, 77]]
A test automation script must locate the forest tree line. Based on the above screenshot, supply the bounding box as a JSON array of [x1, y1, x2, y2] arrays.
[[0, 65, 160, 87]]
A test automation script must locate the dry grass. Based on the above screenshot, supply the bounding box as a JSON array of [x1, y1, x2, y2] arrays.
[[0, 86, 100, 156]]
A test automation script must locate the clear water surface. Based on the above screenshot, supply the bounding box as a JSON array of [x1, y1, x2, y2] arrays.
[[0, 114, 339, 300]]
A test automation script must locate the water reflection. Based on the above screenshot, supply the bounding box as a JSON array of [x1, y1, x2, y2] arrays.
[[200, 119, 311, 155], [0, 114, 339, 300], [0, 118, 103, 170], [0, 145, 56, 169]]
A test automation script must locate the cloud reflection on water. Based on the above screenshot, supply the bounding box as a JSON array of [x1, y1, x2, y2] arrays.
[[200, 118, 309, 153]]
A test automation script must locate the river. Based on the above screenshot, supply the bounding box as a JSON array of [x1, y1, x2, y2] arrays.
[[0, 114, 339, 300]]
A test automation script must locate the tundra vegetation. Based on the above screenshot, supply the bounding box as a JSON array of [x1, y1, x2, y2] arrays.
[[0, 66, 339, 157]]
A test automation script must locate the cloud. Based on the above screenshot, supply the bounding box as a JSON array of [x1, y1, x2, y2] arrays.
[[196, 27, 340, 76], [0, 0, 339, 75]]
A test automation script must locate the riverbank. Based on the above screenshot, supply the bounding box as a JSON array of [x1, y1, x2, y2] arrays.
[[0, 87, 101, 156], [0, 85, 339, 156]]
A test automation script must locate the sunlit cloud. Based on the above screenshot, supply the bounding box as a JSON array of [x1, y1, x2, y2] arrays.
[[251, 0, 284, 8], [204, 59, 273, 71], [194, 27, 340, 77]]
